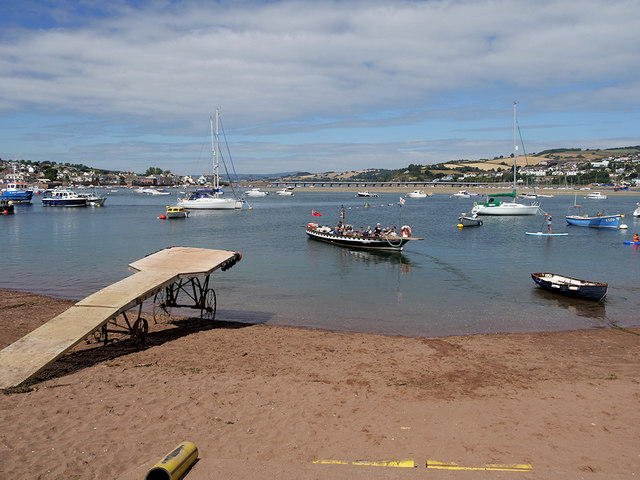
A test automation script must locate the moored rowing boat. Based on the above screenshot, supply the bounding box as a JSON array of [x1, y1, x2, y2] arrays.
[[531, 272, 608, 301]]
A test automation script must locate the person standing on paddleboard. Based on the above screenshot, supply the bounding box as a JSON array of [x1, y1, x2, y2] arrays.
[[545, 214, 552, 234]]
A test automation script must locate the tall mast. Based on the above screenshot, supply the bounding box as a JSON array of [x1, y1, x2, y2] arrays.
[[513, 101, 517, 190], [211, 108, 220, 192]]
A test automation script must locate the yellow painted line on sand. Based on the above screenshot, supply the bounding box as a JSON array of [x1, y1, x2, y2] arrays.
[[427, 460, 533, 472], [352, 459, 416, 468], [313, 459, 350, 465], [314, 458, 532, 472], [314, 459, 416, 468]]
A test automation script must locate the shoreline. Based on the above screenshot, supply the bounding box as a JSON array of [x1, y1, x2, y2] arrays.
[[1, 289, 639, 478], [255, 184, 640, 197]]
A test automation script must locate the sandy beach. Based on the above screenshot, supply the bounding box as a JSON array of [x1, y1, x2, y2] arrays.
[[1, 289, 639, 479]]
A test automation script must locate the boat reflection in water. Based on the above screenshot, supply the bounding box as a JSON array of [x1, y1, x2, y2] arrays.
[[344, 247, 412, 268], [531, 288, 607, 320]]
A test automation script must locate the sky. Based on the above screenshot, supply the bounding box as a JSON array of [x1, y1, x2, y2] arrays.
[[1, 0, 639, 176]]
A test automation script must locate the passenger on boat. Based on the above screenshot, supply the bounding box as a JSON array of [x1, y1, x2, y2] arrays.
[[374, 223, 382, 236], [389, 226, 398, 236]]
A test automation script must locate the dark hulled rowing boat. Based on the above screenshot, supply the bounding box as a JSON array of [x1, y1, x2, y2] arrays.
[[531, 272, 608, 302]]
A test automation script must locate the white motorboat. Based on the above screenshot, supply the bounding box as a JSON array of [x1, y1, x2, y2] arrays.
[[245, 188, 268, 197], [148, 188, 171, 195], [406, 190, 429, 198], [356, 191, 378, 197], [452, 190, 478, 198], [586, 191, 607, 199], [78, 191, 107, 206], [276, 188, 294, 196], [135, 187, 156, 194], [178, 109, 244, 210]]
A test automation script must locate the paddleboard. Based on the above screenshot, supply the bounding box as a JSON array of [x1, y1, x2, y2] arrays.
[[525, 232, 568, 236], [623, 241, 640, 244]]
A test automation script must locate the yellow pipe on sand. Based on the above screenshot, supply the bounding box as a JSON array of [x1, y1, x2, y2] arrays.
[[145, 441, 198, 480]]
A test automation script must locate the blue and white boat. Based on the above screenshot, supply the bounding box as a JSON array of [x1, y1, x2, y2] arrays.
[[148, 188, 171, 195], [42, 188, 88, 207], [0, 182, 33, 203], [566, 210, 621, 228]]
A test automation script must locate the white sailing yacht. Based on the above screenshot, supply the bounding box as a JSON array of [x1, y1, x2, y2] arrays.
[[178, 108, 244, 210], [471, 103, 539, 216]]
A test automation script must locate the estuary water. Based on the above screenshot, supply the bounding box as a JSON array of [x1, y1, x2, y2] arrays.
[[2, 188, 639, 337]]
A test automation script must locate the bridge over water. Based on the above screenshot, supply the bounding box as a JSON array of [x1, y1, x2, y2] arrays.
[[269, 180, 496, 188]]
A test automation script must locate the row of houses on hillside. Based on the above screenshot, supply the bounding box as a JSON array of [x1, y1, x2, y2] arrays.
[[1, 160, 224, 187]]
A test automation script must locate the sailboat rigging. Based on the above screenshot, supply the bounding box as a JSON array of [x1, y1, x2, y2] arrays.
[[178, 108, 244, 210], [471, 102, 539, 216]]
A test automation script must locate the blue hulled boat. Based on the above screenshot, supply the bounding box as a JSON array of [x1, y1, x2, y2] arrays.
[[566, 211, 621, 228], [565, 199, 621, 228], [0, 182, 33, 204], [531, 272, 608, 302], [42, 188, 87, 207]]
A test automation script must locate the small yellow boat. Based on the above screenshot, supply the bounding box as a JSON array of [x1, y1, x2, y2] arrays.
[[165, 206, 190, 218]]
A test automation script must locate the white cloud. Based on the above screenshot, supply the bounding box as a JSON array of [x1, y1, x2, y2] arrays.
[[1, 0, 639, 174]]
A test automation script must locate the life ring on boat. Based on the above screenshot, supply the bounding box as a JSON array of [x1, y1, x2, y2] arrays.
[[401, 225, 411, 237]]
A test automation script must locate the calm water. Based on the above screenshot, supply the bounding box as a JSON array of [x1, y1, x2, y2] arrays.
[[2, 189, 639, 337]]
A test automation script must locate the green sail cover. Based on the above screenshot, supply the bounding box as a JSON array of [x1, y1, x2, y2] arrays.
[[485, 189, 516, 198]]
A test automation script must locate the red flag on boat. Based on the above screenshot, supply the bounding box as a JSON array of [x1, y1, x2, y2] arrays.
[[312, 210, 322, 217]]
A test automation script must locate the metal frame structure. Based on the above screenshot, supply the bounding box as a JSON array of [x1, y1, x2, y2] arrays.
[[0, 247, 242, 390], [91, 272, 222, 346], [152, 275, 217, 324]]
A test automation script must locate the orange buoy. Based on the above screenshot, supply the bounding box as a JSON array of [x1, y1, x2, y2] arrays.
[[159, 214, 166, 220]]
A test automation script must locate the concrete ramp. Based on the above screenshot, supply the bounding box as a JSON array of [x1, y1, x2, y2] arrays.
[[0, 247, 241, 389]]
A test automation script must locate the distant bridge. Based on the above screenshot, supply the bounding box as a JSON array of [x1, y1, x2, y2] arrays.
[[269, 180, 496, 188]]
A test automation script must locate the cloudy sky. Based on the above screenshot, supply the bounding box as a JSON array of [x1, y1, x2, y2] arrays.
[[1, 0, 639, 175]]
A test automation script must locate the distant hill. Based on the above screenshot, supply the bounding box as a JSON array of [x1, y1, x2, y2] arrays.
[[444, 146, 640, 171], [271, 146, 640, 182], [234, 172, 306, 181]]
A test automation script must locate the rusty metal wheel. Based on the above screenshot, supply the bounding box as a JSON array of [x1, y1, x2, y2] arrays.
[[153, 288, 173, 324], [200, 288, 217, 321]]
